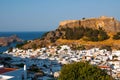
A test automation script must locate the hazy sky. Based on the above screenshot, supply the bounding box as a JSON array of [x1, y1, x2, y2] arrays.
[[0, 0, 120, 32]]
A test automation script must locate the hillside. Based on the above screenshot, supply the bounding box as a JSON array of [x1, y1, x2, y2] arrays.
[[21, 16, 120, 50]]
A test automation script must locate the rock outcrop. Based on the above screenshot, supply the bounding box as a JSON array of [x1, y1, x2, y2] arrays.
[[22, 16, 120, 49], [41, 16, 120, 43], [58, 16, 120, 33], [0, 35, 23, 46]]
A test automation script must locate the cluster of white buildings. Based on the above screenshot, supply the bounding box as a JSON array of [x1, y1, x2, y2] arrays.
[[1, 45, 120, 79]]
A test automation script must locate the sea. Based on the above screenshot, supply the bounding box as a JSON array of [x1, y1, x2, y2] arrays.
[[0, 32, 46, 52]]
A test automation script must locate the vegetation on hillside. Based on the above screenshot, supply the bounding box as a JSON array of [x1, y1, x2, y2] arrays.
[[8, 47, 13, 52], [59, 62, 112, 80], [20, 26, 120, 50], [113, 32, 120, 40], [100, 45, 112, 51], [71, 44, 85, 50], [61, 27, 109, 41]]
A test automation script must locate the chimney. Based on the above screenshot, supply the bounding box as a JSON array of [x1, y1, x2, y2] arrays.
[[24, 64, 27, 80], [24, 65, 26, 71]]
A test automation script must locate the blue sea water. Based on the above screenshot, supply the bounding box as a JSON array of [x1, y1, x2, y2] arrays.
[[0, 32, 46, 52]]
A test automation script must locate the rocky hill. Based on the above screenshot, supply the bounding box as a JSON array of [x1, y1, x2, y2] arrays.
[[58, 16, 120, 33], [0, 35, 23, 46], [22, 16, 120, 49]]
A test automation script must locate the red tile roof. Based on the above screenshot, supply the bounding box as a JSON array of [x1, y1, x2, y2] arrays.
[[98, 66, 110, 68], [0, 68, 17, 74]]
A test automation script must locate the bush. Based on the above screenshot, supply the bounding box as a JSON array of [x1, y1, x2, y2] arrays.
[[61, 27, 109, 41], [8, 47, 13, 52], [32, 44, 37, 50], [98, 28, 109, 41], [113, 32, 120, 40], [72, 45, 85, 50], [59, 62, 111, 80], [100, 45, 112, 51], [63, 27, 84, 40]]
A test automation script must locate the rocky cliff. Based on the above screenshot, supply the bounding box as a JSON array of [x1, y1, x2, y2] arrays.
[[0, 35, 23, 46], [58, 16, 120, 33], [41, 16, 120, 42]]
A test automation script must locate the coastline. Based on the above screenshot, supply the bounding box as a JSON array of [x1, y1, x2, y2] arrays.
[[0, 32, 46, 52]]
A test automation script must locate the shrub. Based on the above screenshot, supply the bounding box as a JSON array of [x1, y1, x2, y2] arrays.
[[98, 28, 109, 41], [8, 47, 13, 52], [100, 45, 112, 51], [62, 27, 109, 41], [59, 62, 112, 80], [113, 32, 120, 40], [32, 44, 37, 50]]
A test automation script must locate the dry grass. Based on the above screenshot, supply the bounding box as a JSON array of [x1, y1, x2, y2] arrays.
[[56, 36, 120, 50]]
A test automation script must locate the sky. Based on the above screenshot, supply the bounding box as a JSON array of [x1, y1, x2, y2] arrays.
[[0, 0, 120, 32]]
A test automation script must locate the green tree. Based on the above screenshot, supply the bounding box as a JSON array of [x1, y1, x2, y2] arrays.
[[98, 28, 109, 41], [100, 45, 112, 51], [59, 62, 112, 80], [82, 17, 85, 20], [8, 47, 13, 52], [32, 44, 37, 50], [57, 46, 61, 50], [113, 32, 120, 40], [74, 45, 85, 50]]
